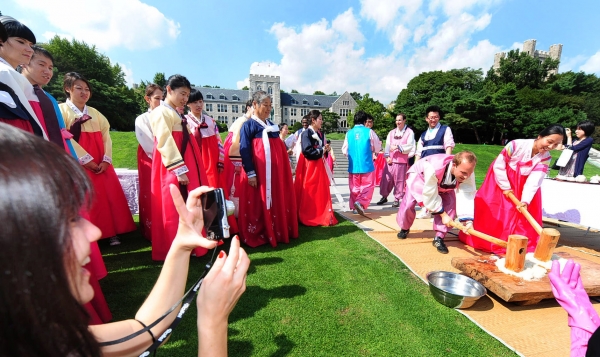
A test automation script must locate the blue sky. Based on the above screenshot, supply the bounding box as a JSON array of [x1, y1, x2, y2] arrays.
[[3, 0, 600, 104]]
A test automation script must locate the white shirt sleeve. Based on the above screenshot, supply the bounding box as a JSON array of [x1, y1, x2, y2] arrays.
[[370, 130, 382, 153], [422, 161, 443, 213], [400, 128, 415, 154], [521, 171, 545, 204], [384, 131, 392, 157], [135, 112, 154, 158], [443, 127, 455, 150], [493, 145, 512, 191], [415, 136, 424, 157], [342, 133, 349, 156]]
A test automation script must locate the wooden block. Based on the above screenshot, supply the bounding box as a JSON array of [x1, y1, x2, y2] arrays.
[[534, 228, 561, 262], [451, 252, 600, 304]]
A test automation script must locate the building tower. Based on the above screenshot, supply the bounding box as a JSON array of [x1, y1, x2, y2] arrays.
[[248, 74, 281, 124]]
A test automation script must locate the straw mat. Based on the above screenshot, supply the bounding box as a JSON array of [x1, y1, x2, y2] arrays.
[[338, 210, 600, 357]]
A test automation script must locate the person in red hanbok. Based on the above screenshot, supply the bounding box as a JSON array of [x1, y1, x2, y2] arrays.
[[294, 110, 338, 226], [149, 74, 209, 261], [459, 124, 565, 254], [135, 83, 163, 241], [59, 72, 136, 247], [0, 16, 45, 137], [238, 91, 298, 247], [186, 89, 238, 234], [324, 139, 336, 173], [22, 50, 111, 324], [223, 99, 253, 218]]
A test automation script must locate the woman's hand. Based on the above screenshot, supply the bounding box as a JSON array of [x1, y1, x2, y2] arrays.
[[197, 236, 249, 325], [170, 184, 219, 251], [96, 162, 110, 174], [83, 161, 100, 173], [566, 128, 572, 138], [177, 173, 190, 185], [386, 157, 392, 165], [248, 177, 257, 188]]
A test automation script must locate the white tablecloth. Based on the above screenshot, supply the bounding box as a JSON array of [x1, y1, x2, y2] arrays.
[[115, 168, 139, 215], [541, 179, 600, 230]]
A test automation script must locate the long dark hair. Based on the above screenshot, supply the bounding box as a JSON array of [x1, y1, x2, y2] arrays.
[[0, 123, 100, 356]]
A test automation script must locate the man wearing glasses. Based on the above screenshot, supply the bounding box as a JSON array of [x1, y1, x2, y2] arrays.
[[414, 106, 455, 219]]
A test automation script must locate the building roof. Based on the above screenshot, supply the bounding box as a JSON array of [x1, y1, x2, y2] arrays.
[[193, 87, 250, 102], [281, 93, 339, 107]]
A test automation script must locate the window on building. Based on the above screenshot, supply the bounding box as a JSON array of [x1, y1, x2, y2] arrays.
[[257, 85, 262, 91], [291, 108, 297, 116], [343, 100, 349, 106], [291, 99, 298, 105], [218, 116, 228, 124], [314, 100, 320, 106], [219, 93, 226, 100], [284, 108, 288, 116], [217, 104, 228, 112], [302, 99, 308, 105], [291, 119, 297, 125], [340, 108, 351, 116], [206, 103, 213, 111], [301, 108, 309, 116], [232, 94, 239, 101], [268, 86, 273, 95], [207, 93, 214, 99], [340, 120, 347, 128], [232, 105, 239, 113]]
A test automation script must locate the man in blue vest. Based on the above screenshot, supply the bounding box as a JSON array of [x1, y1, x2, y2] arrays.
[[414, 105, 455, 219], [342, 110, 381, 215]]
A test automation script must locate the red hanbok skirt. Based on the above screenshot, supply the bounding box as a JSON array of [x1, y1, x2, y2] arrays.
[[83, 233, 111, 324], [374, 152, 385, 186], [150, 131, 209, 260], [137, 145, 153, 240], [0, 118, 35, 135], [459, 160, 542, 254], [238, 137, 298, 247], [200, 135, 223, 189], [294, 154, 338, 226], [222, 132, 235, 197], [79, 132, 136, 239]]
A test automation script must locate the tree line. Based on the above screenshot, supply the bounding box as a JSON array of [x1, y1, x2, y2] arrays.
[[41, 36, 600, 146]]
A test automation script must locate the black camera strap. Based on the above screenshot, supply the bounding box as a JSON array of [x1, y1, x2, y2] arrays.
[[98, 248, 218, 356]]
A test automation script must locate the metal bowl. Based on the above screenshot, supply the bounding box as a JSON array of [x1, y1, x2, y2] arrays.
[[426, 271, 487, 309]]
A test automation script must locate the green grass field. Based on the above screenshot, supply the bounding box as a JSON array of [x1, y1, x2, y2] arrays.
[[103, 132, 527, 355]]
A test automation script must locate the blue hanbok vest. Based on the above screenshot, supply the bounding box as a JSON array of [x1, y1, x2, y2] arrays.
[[347, 125, 374, 174]]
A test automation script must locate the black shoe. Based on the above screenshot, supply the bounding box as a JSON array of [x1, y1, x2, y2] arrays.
[[392, 200, 400, 208], [397, 229, 410, 239], [432, 237, 449, 254], [376, 197, 388, 205]]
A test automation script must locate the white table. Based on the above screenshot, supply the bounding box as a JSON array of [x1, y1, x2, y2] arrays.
[[115, 168, 139, 215], [541, 178, 600, 230]]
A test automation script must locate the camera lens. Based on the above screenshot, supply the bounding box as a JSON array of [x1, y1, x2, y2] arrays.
[[225, 200, 235, 217]]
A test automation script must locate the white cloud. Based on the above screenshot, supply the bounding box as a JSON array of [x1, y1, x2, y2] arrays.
[[14, 0, 180, 50], [42, 31, 73, 42], [559, 54, 587, 73], [579, 51, 600, 74], [238, 3, 510, 104], [117, 62, 135, 87], [429, 0, 501, 16]]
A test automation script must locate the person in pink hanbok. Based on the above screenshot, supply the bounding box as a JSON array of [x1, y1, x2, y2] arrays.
[[376, 113, 415, 208]]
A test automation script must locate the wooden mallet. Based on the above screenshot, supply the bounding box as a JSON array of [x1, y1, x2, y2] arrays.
[[448, 220, 528, 272], [505, 191, 561, 262]]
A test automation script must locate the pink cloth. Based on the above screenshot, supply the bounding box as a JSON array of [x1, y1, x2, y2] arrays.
[[379, 162, 408, 201], [349, 172, 375, 210], [396, 186, 456, 238]]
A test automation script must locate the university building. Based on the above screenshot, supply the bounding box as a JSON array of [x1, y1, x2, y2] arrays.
[[194, 74, 357, 131]]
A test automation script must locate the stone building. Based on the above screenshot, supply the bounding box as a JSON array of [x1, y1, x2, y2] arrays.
[[493, 39, 563, 75], [194, 73, 357, 131]]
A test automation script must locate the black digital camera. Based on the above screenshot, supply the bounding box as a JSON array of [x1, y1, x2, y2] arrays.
[[200, 188, 236, 240]]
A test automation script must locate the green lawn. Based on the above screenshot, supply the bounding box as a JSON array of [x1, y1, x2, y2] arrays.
[[100, 217, 516, 356]]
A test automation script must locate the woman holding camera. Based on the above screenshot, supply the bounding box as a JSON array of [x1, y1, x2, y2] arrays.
[[0, 122, 249, 356], [149, 74, 209, 260]]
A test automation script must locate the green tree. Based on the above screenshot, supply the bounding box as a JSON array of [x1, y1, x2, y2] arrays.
[[153, 72, 167, 88], [350, 92, 362, 102], [320, 109, 340, 134], [242, 85, 249, 90], [313, 90, 326, 95], [291, 89, 299, 93], [353, 93, 388, 138], [328, 91, 338, 96], [42, 36, 138, 130]]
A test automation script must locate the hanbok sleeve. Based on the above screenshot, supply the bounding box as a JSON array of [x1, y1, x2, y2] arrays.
[[456, 173, 476, 220], [569, 137, 593, 153], [301, 129, 323, 160], [371, 130, 382, 153], [422, 162, 444, 214], [400, 128, 416, 154], [239, 121, 256, 178], [96, 110, 113, 164], [384, 131, 392, 157], [284, 134, 296, 149], [150, 108, 188, 176], [341, 133, 349, 156], [135, 113, 154, 158], [493, 142, 513, 191], [415, 136, 424, 158], [521, 153, 550, 204], [443, 126, 455, 150], [60, 104, 93, 165]]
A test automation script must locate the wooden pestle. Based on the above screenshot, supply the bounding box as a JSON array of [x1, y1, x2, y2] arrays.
[[505, 191, 561, 262], [448, 220, 528, 272]]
